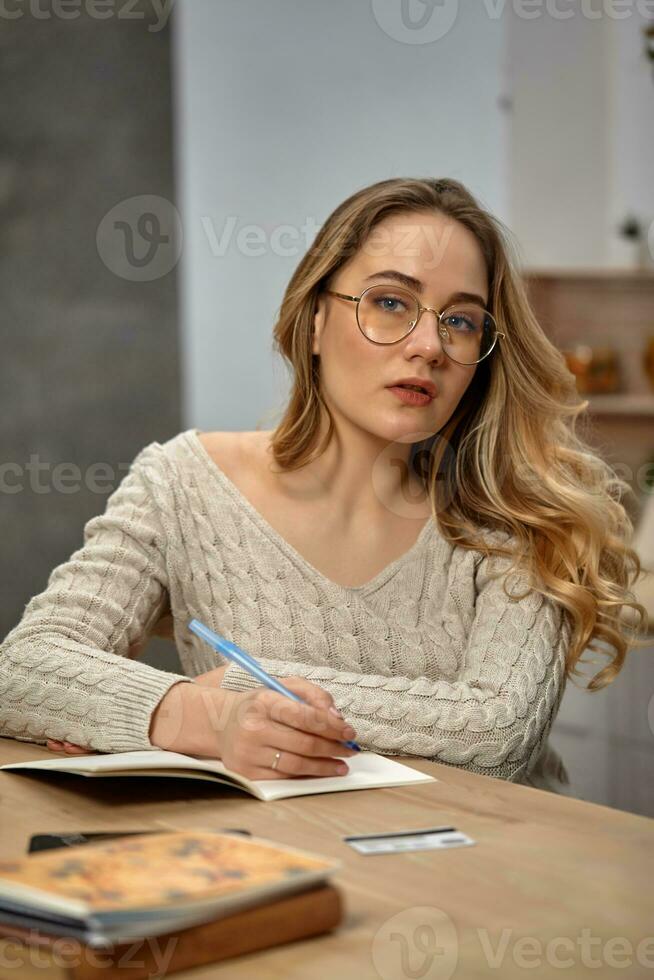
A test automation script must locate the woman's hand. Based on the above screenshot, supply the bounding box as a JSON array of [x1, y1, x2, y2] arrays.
[[218, 677, 359, 780], [149, 676, 359, 780], [46, 740, 96, 755]]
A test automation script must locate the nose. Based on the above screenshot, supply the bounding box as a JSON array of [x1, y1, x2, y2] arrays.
[[404, 307, 448, 360]]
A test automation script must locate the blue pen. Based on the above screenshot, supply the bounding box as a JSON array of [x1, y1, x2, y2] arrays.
[[188, 618, 361, 751]]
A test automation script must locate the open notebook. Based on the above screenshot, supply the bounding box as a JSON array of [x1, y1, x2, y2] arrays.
[[0, 750, 436, 801]]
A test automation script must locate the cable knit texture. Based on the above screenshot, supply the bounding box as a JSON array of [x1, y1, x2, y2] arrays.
[[0, 428, 571, 792]]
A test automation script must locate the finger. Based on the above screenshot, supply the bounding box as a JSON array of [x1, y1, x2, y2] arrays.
[[254, 690, 356, 743], [281, 678, 336, 712], [46, 740, 89, 754], [230, 745, 348, 779], [63, 742, 90, 754], [261, 748, 350, 778], [265, 720, 358, 760]]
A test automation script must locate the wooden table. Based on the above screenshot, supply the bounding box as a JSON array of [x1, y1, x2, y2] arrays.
[[0, 737, 652, 980]]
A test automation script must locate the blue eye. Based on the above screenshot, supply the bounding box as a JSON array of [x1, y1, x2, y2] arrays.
[[443, 314, 476, 332], [375, 295, 407, 314]]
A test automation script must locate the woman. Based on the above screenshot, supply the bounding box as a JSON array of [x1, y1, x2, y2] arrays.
[[0, 177, 647, 793]]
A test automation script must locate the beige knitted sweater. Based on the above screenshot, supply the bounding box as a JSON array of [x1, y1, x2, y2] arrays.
[[0, 428, 571, 793]]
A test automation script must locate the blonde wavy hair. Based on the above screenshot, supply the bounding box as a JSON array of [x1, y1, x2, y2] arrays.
[[259, 176, 650, 692]]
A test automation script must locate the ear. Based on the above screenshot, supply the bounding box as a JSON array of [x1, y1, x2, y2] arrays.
[[312, 294, 326, 357]]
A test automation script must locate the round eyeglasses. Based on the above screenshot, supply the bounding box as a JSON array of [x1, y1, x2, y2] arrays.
[[323, 283, 505, 365]]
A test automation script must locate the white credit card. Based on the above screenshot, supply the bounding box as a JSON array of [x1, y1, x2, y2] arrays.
[[344, 826, 476, 855]]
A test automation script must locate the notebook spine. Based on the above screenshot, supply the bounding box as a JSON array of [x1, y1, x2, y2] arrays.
[[0, 883, 343, 979]]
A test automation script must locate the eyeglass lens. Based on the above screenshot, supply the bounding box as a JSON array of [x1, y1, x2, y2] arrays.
[[357, 284, 496, 364]]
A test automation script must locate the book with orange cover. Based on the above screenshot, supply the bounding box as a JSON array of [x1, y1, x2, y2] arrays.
[[0, 831, 341, 948]]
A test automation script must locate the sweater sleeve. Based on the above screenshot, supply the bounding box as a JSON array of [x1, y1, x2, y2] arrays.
[[220, 552, 571, 782], [0, 446, 193, 753]]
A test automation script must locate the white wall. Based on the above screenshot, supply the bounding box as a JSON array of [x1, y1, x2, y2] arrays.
[[607, 8, 654, 265], [171, 0, 508, 431], [507, 4, 654, 269], [507, 6, 611, 268]]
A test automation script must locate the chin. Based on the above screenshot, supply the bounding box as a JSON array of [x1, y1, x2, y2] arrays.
[[376, 418, 438, 446]]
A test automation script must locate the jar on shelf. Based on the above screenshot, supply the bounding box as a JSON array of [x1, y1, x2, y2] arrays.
[[644, 336, 654, 392], [562, 345, 621, 395]]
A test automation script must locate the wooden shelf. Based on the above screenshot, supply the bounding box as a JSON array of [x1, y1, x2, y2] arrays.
[[523, 268, 654, 280], [584, 394, 654, 416]]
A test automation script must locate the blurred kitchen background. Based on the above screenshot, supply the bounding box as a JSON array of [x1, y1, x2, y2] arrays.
[[1, 0, 652, 815]]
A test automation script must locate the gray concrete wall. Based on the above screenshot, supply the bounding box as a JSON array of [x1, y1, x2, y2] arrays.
[[0, 3, 183, 673]]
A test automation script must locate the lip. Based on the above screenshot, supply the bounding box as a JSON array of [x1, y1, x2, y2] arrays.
[[386, 377, 437, 399], [387, 387, 434, 407]]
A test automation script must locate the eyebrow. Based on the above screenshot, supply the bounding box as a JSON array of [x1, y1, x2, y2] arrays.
[[363, 269, 488, 308]]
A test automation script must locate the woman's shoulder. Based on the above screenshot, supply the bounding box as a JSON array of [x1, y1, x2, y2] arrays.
[[132, 428, 234, 465], [136, 428, 270, 485], [194, 429, 250, 473]]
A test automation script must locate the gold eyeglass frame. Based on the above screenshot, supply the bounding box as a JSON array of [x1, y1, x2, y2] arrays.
[[323, 284, 506, 365]]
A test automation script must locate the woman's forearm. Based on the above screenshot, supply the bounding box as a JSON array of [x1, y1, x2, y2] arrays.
[[149, 680, 232, 757]]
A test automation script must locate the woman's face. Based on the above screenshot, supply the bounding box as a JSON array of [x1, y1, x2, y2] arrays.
[[312, 209, 488, 446]]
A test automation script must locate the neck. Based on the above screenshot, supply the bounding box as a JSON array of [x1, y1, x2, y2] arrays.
[[273, 408, 431, 531]]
